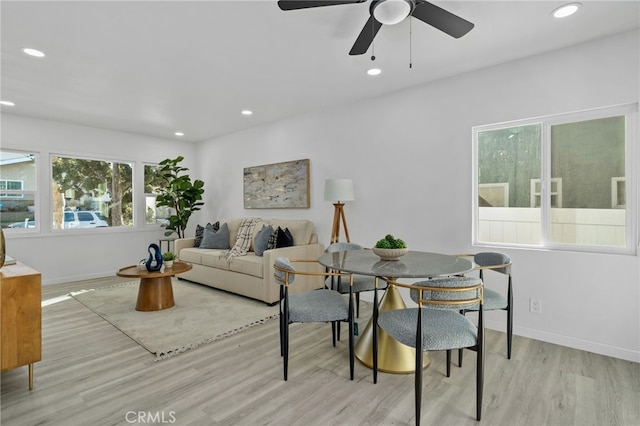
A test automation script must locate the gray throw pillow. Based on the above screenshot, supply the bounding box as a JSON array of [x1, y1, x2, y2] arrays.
[[254, 224, 274, 256], [199, 222, 230, 249], [194, 221, 219, 247]]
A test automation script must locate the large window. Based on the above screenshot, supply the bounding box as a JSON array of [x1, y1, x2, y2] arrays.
[[51, 155, 133, 229], [0, 151, 37, 230], [473, 104, 637, 254]]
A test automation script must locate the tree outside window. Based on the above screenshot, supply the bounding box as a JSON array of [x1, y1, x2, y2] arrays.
[[51, 156, 133, 229], [144, 164, 173, 225]]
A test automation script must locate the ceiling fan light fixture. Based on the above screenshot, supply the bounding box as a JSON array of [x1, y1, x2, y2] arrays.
[[552, 3, 581, 18], [373, 0, 412, 25], [366, 68, 382, 76]]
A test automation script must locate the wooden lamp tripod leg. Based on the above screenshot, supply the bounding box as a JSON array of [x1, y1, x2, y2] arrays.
[[340, 204, 350, 243], [330, 203, 350, 244]]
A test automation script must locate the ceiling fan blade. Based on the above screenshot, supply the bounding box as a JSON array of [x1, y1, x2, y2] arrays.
[[411, 1, 474, 38], [278, 0, 366, 11], [349, 16, 383, 55]]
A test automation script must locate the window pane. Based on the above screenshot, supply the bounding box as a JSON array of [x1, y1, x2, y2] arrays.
[[550, 116, 626, 247], [477, 124, 541, 244], [0, 151, 37, 230], [51, 156, 133, 229], [144, 164, 166, 225]]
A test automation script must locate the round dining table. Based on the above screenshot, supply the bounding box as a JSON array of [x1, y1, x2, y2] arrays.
[[318, 249, 474, 374]]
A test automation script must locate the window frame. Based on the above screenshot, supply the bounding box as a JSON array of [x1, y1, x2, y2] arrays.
[[472, 103, 638, 255], [0, 150, 38, 233], [50, 153, 135, 231], [143, 162, 173, 227]]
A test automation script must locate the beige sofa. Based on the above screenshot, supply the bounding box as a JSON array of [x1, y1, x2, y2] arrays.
[[174, 218, 325, 304]]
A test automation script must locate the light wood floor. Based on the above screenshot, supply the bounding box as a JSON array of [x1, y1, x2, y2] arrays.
[[1, 277, 639, 425]]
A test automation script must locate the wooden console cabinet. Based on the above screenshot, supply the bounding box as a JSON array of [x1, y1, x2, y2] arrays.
[[1, 262, 41, 390]]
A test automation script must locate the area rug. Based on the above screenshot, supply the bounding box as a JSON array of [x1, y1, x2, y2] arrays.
[[71, 280, 278, 360]]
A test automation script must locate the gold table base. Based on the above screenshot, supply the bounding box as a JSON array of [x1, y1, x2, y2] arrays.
[[355, 283, 429, 373]]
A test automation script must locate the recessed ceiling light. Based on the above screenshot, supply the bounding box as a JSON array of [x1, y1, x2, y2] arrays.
[[241, 110, 253, 116], [174, 131, 184, 137], [0, 101, 16, 106], [552, 3, 581, 18], [22, 48, 45, 58], [367, 68, 382, 76]]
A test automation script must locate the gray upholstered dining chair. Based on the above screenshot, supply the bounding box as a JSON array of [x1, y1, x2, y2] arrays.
[[325, 242, 387, 318], [374, 276, 485, 424], [456, 252, 512, 365], [273, 257, 355, 381]]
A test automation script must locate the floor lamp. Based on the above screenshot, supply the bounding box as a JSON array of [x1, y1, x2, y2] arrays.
[[324, 179, 355, 245]]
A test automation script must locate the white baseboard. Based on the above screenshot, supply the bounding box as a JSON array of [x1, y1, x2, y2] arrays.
[[483, 318, 640, 363], [42, 270, 116, 286]]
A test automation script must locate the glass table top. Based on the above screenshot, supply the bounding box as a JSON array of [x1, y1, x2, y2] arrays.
[[318, 249, 473, 278]]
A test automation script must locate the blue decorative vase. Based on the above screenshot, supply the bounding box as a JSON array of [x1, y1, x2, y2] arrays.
[[145, 243, 163, 272]]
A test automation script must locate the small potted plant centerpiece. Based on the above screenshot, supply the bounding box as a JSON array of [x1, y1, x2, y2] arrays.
[[162, 252, 175, 268], [372, 234, 408, 260]]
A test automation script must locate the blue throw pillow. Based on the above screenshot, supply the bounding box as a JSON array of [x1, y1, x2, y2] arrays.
[[254, 224, 274, 256], [199, 222, 230, 249]]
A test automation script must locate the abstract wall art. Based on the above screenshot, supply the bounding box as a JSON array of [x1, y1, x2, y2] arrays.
[[243, 159, 310, 209]]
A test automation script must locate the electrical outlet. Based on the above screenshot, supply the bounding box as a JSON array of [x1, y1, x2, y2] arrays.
[[529, 298, 542, 314]]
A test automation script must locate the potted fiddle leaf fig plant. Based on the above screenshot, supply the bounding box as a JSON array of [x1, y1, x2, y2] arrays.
[[155, 156, 205, 239]]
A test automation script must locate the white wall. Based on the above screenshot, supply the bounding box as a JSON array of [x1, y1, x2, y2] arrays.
[[1, 31, 637, 362], [194, 30, 640, 362], [1, 115, 197, 284]]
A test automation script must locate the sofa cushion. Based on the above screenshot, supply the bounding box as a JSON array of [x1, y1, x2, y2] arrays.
[[200, 250, 232, 270], [200, 223, 230, 249], [229, 254, 263, 278], [219, 218, 243, 248], [195, 221, 219, 247], [254, 224, 274, 256], [179, 247, 205, 264], [270, 219, 313, 246]]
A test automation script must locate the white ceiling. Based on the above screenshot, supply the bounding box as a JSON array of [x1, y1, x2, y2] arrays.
[[1, 1, 639, 143]]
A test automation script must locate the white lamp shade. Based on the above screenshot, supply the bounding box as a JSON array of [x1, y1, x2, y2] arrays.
[[373, 0, 412, 25], [324, 179, 355, 203]]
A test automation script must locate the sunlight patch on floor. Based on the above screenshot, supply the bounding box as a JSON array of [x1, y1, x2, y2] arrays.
[[41, 289, 93, 307]]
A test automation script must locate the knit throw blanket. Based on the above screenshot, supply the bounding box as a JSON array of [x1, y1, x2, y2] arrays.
[[223, 217, 261, 260]]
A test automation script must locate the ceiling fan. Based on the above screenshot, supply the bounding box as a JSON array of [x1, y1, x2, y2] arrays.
[[277, 0, 474, 55]]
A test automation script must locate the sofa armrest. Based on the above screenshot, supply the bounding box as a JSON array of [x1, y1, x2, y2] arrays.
[[262, 243, 325, 303], [175, 238, 196, 260]]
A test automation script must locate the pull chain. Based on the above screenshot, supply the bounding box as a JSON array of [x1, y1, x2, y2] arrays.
[[371, 18, 376, 61], [409, 16, 413, 69]]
